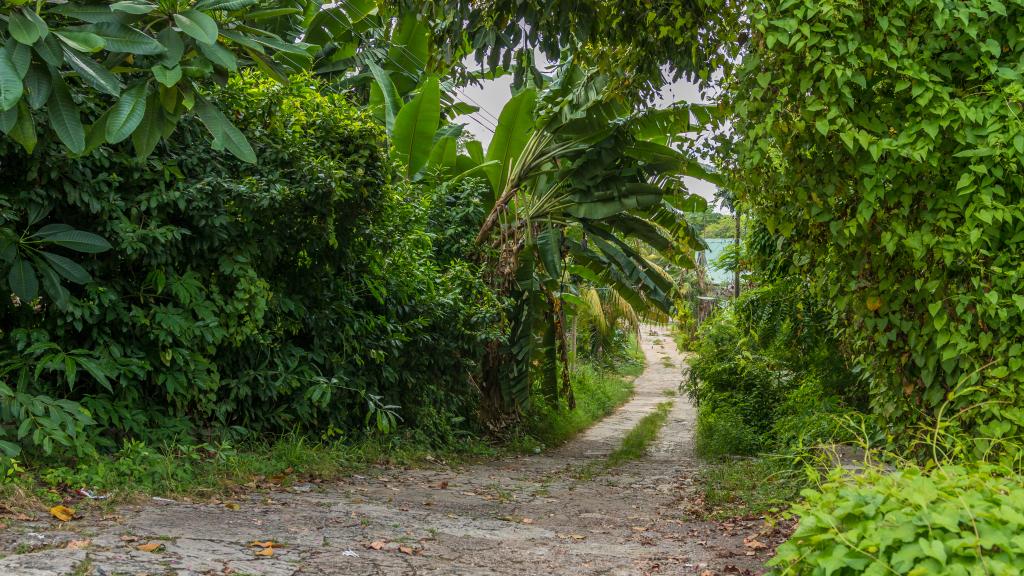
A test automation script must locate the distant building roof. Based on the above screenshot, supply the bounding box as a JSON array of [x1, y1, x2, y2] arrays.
[[700, 238, 734, 285]]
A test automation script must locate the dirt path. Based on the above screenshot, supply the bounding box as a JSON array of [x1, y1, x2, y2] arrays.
[[0, 326, 778, 575]]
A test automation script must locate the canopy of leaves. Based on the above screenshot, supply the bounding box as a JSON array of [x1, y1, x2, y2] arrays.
[[401, 0, 735, 97]]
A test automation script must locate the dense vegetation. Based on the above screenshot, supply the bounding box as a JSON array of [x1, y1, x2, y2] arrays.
[[2, 0, 1023, 572], [0, 0, 710, 479]]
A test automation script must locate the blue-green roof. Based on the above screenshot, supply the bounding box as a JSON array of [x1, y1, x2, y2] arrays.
[[701, 238, 734, 285]]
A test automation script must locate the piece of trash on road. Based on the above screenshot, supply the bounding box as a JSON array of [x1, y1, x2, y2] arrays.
[[342, 550, 359, 557], [49, 505, 75, 522], [77, 489, 110, 500]]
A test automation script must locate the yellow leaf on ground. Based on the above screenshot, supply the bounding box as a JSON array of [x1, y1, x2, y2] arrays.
[[49, 505, 75, 522], [224, 503, 241, 510], [399, 545, 414, 555], [250, 541, 274, 548], [137, 542, 164, 553], [255, 547, 273, 557], [369, 541, 385, 550]]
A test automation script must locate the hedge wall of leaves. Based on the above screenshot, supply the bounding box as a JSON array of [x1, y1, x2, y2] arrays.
[[0, 73, 502, 457], [729, 0, 1024, 461]]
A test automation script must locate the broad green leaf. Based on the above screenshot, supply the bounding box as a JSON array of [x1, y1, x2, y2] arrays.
[[49, 4, 121, 23], [39, 252, 92, 284], [33, 35, 64, 67], [7, 101, 36, 152], [195, 0, 260, 9], [199, 42, 237, 71], [131, 93, 164, 158], [368, 62, 401, 134], [485, 88, 537, 194], [387, 13, 430, 94], [466, 140, 484, 164], [92, 23, 165, 55], [244, 47, 287, 83], [24, 63, 52, 109], [0, 48, 24, 111], [566, 183, 664, 220], [83, 108, 111, 155], [38, 260, 71, 309], [110, 1, 157, 14], [22, 9, 50, 39], [105, 82, 148, 143], [0, 439, 20, 457], [194, 97, 256, 163], [536, 227, 563, 282], [74, 356, 112, 393], [47, 77, 86, 154], [248, 8, 303, 20], [151, 64, 182, 87], [174, 10, 219, 45], [426, 135, 457, 174], [62, 47, 122, 96], [8, 9, 41, 45], [54, 30, 106, 53], [158, 28, 185, 67], [6, 41, 31, 79], [0, 106, 16, 133], [392, 76, 440, 178], [8, 258, 39, 302], [41, 230, 112, 253]]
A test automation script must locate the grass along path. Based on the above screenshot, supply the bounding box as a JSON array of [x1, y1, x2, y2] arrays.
[[0, 326, 785, 575]]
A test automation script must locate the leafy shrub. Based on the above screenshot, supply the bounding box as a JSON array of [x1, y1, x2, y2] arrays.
[[686, 281, 863, 456], [0, 72, 502, 457], [730, 0, 1024, 461], [695, 402, 761, 457], [770, 465, 1024, 575]]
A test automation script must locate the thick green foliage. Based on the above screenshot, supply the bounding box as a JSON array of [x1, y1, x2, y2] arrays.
[[730, 0, 1024, 459], [770, 465, 1024, 575], [0, 73, 501, 457], [687, 282, 863, 456]]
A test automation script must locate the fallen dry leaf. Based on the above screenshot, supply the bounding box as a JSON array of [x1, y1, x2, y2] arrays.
[[66, 539, 91, 550], [120, 535, 140, 543], [434, 480, 448, 489], [743, 536, 767, 550], [137, 542, 164, 553], [398, 545, 414, 555], [521, 518, 534, 524], [255, 547, 273, 557], [224, 503, 241, 510], [570, 534, 586, 540], [250, 541, 274, 548], [368, 541, 386, 550], [49, 505, 75, 522], [14, 513, 32, 521]]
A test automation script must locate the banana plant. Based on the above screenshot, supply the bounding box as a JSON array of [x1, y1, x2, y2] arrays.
[[450, 60, 718, 410]]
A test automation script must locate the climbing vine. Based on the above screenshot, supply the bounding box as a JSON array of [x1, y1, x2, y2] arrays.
[[728, 0, 1024, 460]]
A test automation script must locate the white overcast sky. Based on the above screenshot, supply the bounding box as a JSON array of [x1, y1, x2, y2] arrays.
[[454, 69, 724, 212]]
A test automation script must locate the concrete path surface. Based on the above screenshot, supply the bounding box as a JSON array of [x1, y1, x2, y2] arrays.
[[0, 325, 777, 575]]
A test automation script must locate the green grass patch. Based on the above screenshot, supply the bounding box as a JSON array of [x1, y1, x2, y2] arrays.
[[696, 457, 803, 519], [522, 344, 643, 449], [607, 401, 673, 466], [0, 433, 500, 513]]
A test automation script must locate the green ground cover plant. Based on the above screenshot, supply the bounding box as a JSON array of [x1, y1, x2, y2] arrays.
[[770, 464, 1024, 575]]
